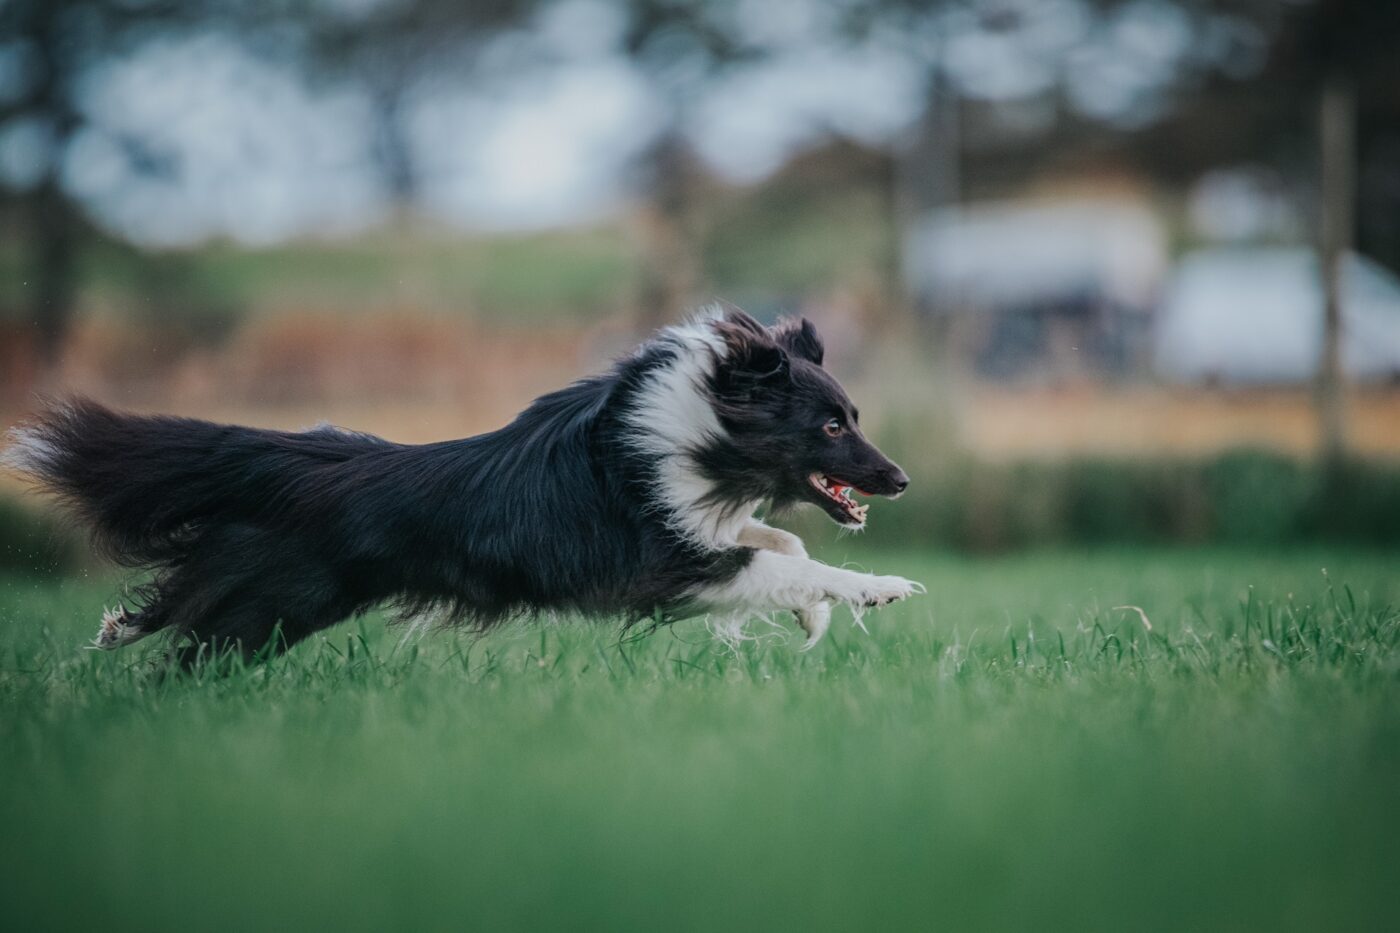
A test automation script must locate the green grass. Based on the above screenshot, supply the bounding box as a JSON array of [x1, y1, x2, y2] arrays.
[[3, 546, 1399, 931]]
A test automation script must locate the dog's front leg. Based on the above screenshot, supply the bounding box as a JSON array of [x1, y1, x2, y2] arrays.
[[733, 524, 827, 644], [736, 520, 807, 558], [702, 551, 922, 648]]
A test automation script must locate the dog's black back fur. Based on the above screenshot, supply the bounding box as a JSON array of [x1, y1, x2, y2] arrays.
[[10, 342, 753, 662]]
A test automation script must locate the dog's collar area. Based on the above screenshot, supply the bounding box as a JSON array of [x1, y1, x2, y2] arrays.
[[808, 473, 868, 525]]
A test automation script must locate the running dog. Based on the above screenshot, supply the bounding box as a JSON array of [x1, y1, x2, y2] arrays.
[[4, 306, 921, 663]]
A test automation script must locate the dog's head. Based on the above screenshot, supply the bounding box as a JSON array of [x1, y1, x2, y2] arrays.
[[705, 309, 908, 528]]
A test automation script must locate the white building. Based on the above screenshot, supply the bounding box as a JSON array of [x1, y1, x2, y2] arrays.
[[903, 196, 1168, 379], [1155, 248, 1400, 384], [906, 197, 1167, 314]]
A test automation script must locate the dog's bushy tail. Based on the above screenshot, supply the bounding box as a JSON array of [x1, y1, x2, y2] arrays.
[[3, 397, 390, 567]]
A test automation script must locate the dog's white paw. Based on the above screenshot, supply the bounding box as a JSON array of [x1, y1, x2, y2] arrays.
[[90, 604, 146, 650], [829, 574, 924, 610], [795, 600, 831, 650]]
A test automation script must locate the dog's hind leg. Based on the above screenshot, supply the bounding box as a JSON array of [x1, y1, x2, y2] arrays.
[[171, 589, 348, 668], [179, 570, 355, 668], [135, 526, 359, 668]]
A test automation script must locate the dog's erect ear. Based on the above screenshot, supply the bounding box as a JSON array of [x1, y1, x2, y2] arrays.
[[734, 341, 788, 382], [771, 316, 824, 366], [714, 313, 790, 388], [715, 305, 767, 340]]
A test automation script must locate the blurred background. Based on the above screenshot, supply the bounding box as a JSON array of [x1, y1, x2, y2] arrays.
[[3, 0, 1400, 566]]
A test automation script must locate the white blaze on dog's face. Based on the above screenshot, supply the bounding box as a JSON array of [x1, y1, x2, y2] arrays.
[[626, 307, 909, 548]]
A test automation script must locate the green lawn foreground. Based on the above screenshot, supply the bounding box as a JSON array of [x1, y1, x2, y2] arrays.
[[1, 547, 1398, 932]]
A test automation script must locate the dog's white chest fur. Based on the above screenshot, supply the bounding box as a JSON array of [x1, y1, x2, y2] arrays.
[[623, 310, 759, 549]]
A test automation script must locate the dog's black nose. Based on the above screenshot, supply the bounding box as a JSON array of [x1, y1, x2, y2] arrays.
[[890, 470, 909, 495]]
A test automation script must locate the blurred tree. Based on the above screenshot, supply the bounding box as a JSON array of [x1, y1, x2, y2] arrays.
[[1126, 0, 1397, 458], [0, 0, 190, 372], [617, 0, 760, 330], [304, 0, 541, 208], [852, 0, 1397, 418], [846, 0, 1295, 311], [0, 0, 540, 383], [1305, 0, 1395, 466]]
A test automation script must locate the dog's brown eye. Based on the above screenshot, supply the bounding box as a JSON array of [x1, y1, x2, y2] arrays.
[[823, 418, 843, 438]]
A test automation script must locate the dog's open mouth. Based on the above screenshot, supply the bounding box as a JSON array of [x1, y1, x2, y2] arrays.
[[808, 473, 869, 525]]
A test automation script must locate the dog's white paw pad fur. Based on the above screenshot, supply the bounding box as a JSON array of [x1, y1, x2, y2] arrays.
[[90, 605, 146, 650]]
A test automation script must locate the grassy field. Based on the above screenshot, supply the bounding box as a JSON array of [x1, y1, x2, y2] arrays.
[[2, 546, 1398, 931]]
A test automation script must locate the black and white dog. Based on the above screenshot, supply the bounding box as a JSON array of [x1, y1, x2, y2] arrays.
[[4, 306, 920, 663]]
